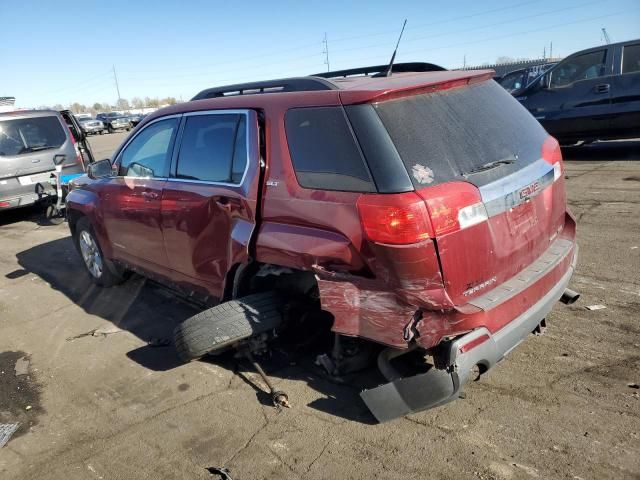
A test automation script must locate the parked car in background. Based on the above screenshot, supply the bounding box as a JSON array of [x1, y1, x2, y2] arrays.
[[127, 113, 145, 127], [514, 39, 640, 144], [78, 117, 105, 135], [66, 64, 578, 422], [497, 62, 557, 93], [0, 110, 92, 211], [96, 112, 131, 133]]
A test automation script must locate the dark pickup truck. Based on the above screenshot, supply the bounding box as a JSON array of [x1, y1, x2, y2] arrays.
[[514, 39, 640, 144]]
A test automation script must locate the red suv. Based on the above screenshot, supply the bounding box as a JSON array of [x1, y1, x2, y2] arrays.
[[66, 64, 579, 422]]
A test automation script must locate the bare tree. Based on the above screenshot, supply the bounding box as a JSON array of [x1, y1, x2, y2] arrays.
[[130, 97, 144, 109], [116, 98, 130, 111]]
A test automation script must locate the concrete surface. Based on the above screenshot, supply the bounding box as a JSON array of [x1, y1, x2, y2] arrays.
[[0, 135, 639, 479]]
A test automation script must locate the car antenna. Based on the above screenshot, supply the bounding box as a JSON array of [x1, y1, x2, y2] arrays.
[[382, 19, 407, 77]]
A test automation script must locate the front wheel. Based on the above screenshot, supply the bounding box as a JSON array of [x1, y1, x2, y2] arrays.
[[73, 217, 125, 287], [107, 125, 114, 134]]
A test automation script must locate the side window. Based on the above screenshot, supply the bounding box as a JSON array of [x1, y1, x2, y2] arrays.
[[622, 44, 640, 74], [285, 107, 375, 192], [119, 118, 178, 177], [175, 113, 245, 183], [550, 50, 607, 88]]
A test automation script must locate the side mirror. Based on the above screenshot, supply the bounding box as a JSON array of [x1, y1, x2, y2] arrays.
[[87, 158, 113, 179]]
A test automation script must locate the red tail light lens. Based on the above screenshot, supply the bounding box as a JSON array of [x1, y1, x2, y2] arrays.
[[357, 192, 431, 245], [542, 135, 563, 181], [416, 182, 487, 237]]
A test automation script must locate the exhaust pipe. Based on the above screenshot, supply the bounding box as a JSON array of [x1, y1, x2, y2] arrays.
[[560, 288, 580, 305]]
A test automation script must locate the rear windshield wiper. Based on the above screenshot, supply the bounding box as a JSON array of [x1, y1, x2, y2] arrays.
[[18, 145, 55, 154], [463, 155, 517, 176]]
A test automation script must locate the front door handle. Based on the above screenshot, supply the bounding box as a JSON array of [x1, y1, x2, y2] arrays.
[[141, 191, 159, 200], [594, 83, 610, 94]]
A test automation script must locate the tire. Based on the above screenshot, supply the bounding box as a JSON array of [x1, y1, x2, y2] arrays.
[[107, 125, 114, 134], [73, 217, 124, 287], [45, 204, 65, 225], [174, 292, 284, 362]]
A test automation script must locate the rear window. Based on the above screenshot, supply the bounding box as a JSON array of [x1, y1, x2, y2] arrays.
[[0, 115, 67, 156], [373, 80, 548, 188], [622, 44, 640, 74], [285, 107, 375, 192]]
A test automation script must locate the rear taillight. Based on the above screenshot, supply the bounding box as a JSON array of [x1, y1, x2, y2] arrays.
[[357, 182, 488, 244], [542, 136, 563, 182], [357, 192, 431, 245], [417, 182, 488, 237]]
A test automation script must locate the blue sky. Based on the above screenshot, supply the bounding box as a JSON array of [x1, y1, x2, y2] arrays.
[[1, 0, 639, 108]]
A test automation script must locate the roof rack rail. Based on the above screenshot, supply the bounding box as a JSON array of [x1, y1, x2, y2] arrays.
[[191, 77, 336, 100], [312, 62, 446, 78]]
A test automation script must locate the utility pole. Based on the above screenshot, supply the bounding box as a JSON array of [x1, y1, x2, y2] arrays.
[[322, 33, 330, 72], [543, 46, 546, 59], [550, 41, 553, 59], [463, 54, 466, 69], [112, 65, 121, 106], [601, 28, 611, 44]]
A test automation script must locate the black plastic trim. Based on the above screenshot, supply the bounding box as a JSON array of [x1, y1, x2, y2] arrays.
[[345, 104, 414, 193]]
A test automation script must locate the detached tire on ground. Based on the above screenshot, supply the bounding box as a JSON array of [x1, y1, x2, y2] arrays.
[[174, 292, 284, 362]]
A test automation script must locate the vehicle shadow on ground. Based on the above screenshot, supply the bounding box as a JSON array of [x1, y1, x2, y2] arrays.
[[0, 204, 63, 228], [562, 140, 640, 161], [12, 236, 379, 423]]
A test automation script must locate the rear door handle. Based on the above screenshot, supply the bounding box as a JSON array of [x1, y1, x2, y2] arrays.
[[594, 83, 610, 94]]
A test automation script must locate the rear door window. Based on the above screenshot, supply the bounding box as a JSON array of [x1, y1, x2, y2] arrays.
[[285, 107, 375, 192], [119, 118, 178, 177], [622, 44, 640, 74], [372, 80, 548, 188], [175, 113, 246, 183], [0, 115, 66, 156]]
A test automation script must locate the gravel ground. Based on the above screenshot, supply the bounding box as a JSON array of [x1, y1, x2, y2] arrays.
[[0, 135, 638, 479]]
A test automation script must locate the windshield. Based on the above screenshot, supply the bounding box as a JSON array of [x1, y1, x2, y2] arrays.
[[0, 115, 67, 156]]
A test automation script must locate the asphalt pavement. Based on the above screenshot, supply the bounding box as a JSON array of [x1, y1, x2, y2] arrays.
[[0, 135, 638, 479]]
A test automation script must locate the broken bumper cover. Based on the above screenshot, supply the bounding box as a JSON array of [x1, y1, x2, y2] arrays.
[[361, 246, 578, 423]]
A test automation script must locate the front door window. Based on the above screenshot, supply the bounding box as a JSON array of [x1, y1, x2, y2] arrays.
[[549, 50, 607, 88], [118, 118, 178, 177]]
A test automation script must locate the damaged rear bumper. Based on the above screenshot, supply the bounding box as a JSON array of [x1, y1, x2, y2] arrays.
[[361, 246, 578, 423]]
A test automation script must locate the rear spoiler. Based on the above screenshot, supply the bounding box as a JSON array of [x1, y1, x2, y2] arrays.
[[339, 70, 495, 105]]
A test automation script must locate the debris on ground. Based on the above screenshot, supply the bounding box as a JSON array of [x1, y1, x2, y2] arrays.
[[66, 325, 123, 341], [0, 423, 19, 448], [585, 304, 607, 311], [206, 466, 233, 479], [147, 337, 171, 348], [14, 357, 30, 376], [628, 383, 639, 389]]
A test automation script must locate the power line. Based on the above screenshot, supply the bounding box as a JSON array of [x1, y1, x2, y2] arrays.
[[328, 0, 544, 44], [328, 9, 632, 69], [330, 0, 600, 58]]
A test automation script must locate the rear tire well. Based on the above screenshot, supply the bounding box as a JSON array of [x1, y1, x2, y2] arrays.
[[230, 262, 320, 304]]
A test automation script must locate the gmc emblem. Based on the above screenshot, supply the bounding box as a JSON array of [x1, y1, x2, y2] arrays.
[[519, 181, 540, 200]]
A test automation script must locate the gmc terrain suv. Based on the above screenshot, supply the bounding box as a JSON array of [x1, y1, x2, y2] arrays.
[[66, 63, 579, 422]]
